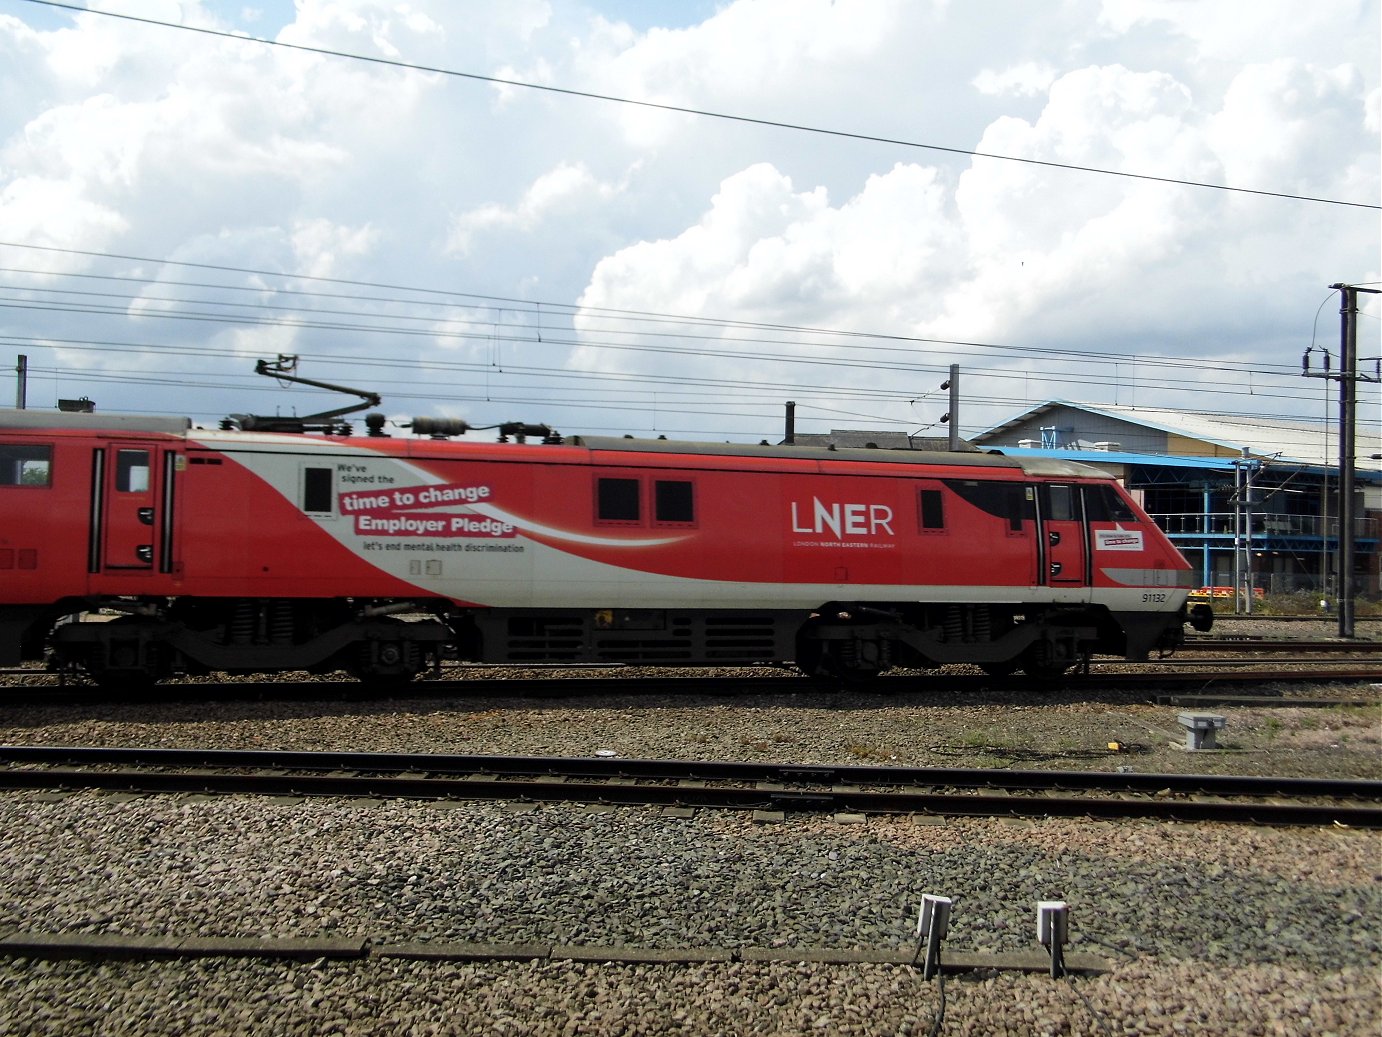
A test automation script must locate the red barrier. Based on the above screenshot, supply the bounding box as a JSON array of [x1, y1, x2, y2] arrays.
[[1190, 586, 1264, 600]]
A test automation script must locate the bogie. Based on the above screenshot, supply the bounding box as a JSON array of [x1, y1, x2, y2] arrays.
[[47, 598, 447, 686]]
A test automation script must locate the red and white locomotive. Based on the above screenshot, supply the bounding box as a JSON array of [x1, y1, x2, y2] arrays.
[[0, 404, 1203, 685]]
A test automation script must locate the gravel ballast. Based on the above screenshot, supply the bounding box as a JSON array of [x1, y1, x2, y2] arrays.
[[0, 794, 1378, 1036], [0, 616, 1377, 1035]]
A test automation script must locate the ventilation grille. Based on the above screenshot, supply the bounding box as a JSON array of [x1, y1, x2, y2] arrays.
[[488, 611, 790, 664]]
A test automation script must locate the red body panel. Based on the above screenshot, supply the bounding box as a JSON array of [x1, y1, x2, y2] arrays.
[[1, 411, 1198, 676], [168, 447, 428, 600], [0, 424, 1194, 607]]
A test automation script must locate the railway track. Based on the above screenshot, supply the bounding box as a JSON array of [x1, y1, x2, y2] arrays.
[[1, 634, 1375, 681], [0, 664, 1378, 708], [1183, 637, 1381, 652], [2, 745, 1378, 828]]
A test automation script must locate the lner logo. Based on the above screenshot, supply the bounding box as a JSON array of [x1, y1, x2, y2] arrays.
[[790, 498, 895, 539]]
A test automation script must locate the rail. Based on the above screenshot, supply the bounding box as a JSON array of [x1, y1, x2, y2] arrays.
[[1, 662, 1380, 706], [1, 746, 1378, 828]]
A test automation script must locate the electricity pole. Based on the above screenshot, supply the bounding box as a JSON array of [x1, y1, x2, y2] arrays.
[[1231, 449, 1261, 615], [946, 364, 960, 451], [1303, 284, 1381, 638]]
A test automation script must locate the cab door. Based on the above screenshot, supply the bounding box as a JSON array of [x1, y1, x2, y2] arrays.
[[1037, 483, 1088, 586], [96, 444, 178, 573]]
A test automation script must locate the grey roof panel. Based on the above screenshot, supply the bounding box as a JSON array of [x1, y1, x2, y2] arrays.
[[569, 435, 1105, 478], [0, 408, 191, 434]]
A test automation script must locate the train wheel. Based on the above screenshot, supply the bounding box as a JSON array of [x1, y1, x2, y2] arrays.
[[79, 652, 166, 690], [347, 667, 422, 688], [89, 670, 160, 692], [793, 624, 830, 679], [76, 617, 170, 689], [979, 659, 1019, 678], [794, 649, 825, 679], [795, 637, 886, 684], [347, 653, 422, 687], [1020, 641, 1071, 681], [347, 621, 424, 687], [828, 660, 885, 684]]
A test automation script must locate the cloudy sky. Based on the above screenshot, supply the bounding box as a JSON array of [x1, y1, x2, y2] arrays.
[[1, 0, 1378, 446]]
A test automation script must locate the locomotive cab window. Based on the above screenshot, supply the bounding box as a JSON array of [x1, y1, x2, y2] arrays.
[[596, 477, 641, 524], [1085, 484, 1136, 523], [114, 449, 150, 493], [654, 479, 695, 526], [0, 444, 52, 487]]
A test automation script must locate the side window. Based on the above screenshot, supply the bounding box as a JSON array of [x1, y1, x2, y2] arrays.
[[1008, 487, 1031, 533], [115, 449, 150, 492], [654, 480, 695, 525], [303, 467, 334, 514], [943, 479, 1031, 534], [596, 477, 641, 523], [918, 488, 945, 532], [0, 444, 52, 487]]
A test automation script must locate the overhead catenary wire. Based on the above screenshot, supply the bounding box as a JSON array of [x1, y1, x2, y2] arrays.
[[5, 7, 1376, 434], [15, 0, 1381, 212], [15, 352, 1373, 443], [3, 318, 1376, 432], [4, 326, 1363, 418], [1, 244, 1376, 435], [0, 298, 1342, 403], [5, 263, 1375, 383], [7, 241, 1365, 379], [0, 269, 1337, 382], [5, 241, 1372, 393]]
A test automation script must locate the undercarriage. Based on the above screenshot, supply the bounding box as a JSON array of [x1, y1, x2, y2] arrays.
[[16, 595, 1187, 687]]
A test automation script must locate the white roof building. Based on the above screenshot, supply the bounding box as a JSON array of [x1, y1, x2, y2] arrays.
[[973, 400, 1382, 474]]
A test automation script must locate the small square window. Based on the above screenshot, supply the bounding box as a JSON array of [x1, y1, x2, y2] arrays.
[[1046, 485, 1076, 522], [597, 477, 641, 522], [115, 450, 150, 492], [654, 480, 694, 524]]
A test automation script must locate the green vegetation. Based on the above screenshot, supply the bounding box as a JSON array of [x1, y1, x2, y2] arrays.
[[1252, 591, 1382, 617]]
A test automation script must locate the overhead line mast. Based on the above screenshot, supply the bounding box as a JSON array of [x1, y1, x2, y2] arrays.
[[1303, 284, 1381, 638]]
